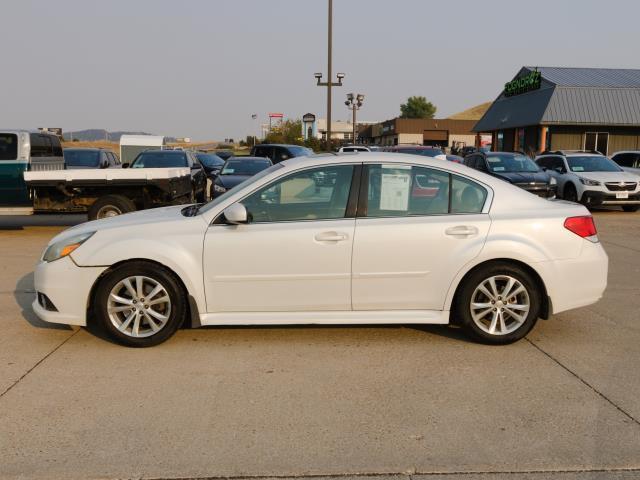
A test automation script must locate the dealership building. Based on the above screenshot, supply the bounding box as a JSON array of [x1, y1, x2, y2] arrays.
[[358, 118, 480, 149], [474, 67, 640, 155]]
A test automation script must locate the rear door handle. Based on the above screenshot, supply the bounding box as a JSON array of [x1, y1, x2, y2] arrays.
[[315, 231, 348, 242], [445, 225, 479, 237]]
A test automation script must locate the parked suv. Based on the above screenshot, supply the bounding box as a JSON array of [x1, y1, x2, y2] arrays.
[[536, 151, 640, 212], [464, 151, 556, 199], [250, 144, 313, 164], [64, 148, 120, 169], [611, 151, 640, 176]]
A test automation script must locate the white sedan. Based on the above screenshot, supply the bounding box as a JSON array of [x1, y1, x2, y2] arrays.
[[33, 153, 608, 347]]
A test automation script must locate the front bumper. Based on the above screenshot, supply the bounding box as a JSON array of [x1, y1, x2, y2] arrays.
[[581, 189, 640, 206], [32, 256, 108, 326]]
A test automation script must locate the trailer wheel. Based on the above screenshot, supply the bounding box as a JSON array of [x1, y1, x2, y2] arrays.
[[88, 195, 136, 220]]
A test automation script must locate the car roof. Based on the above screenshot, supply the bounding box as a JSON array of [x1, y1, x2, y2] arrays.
[[254, 144, 308, 148], [139, 149, 186, 155], [226, 156, 272, 162], [64, 147, 104, 152]]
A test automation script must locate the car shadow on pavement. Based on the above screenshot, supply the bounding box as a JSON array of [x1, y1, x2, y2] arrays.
[[14, 272, 72, 331]]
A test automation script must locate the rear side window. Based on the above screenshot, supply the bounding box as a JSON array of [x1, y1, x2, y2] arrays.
[[451, 175, 488, 214], [253, 146, 271, 159], [364, 164, 488, 217], [0, 134, 18, 160]]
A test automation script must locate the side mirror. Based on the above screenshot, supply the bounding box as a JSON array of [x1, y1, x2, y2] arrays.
[[222, 203, 248, 225], [122, 163, 130, 168], [192, 163, 203, 170], [541, 166, 548, 172]]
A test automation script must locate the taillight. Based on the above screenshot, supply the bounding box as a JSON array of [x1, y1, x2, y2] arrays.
[[564, 216, 598, 242]]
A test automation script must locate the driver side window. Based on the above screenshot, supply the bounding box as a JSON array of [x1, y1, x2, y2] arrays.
[[242, 165, 355, 223]]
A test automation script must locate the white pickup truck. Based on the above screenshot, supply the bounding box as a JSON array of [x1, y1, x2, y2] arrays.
[[23, 167, 194, 220]]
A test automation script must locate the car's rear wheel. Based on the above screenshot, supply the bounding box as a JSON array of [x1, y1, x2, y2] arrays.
[[562, 183, 578, 203], [454, 262, 541, 345], [93, 262, 186, 347], [622, 205, 639, 212], [89, 195, 136, 221]]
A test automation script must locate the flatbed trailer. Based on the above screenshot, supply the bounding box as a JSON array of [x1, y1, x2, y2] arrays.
[[23, 167, 193, 220]]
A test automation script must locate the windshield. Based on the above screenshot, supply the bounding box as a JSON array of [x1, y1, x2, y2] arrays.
[[486, 154, 539, 173], [196, 153, 225, 168], [221, 159, 271, 176], [64, 150, 100, 167], [567, 155, 622, 172], [288, 146, 313, 156], [131, 152, 188, 168], [197, 163, 284, 214]]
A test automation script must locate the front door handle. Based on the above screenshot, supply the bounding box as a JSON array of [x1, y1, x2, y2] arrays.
[[315, 231, 348, 242], [445, 225, 479, 238]]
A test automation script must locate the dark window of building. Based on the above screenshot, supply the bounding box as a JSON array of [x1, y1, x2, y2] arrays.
[[0, 133, 18, 160], [585, 132, 609, 155]]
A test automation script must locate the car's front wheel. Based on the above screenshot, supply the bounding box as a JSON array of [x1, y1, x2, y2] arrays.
[[454, 262, 541, 345], [93, 261, 186, 347]]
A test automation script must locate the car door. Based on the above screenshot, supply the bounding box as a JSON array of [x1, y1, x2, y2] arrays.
[[202, 163, 359, 312], [351, 163, 491, 310]]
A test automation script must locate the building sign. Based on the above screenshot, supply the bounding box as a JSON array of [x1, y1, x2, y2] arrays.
[[302, 113, 316, 123], [504, 70, 542, 97], [268, 113, 284, 118]]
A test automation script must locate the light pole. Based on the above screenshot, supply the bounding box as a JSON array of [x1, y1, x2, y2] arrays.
[[345, 93, 364, 144], [315, 0, 344, 151]]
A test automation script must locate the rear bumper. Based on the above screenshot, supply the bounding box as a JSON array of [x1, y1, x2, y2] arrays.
[[537, 240, 608, 315], [581, 190, 640, 206], [33, 256, 108, 326]]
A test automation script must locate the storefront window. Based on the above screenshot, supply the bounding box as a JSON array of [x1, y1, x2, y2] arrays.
[[517, 128, 525, 151], [496, 131, 504, 151]]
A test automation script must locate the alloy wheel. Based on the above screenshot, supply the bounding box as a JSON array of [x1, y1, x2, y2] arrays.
[[97, 205, 122, 218], [107, 275, 172, 338], [469, 275, 530, 336]]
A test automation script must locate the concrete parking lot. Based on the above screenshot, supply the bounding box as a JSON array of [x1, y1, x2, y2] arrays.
[[0, 211, 639, 480]]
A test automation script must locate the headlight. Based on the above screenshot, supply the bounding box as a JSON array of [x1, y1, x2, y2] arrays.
[[43, 232, 95, 263], [579, 177, 601, 186], [213, 184, 227, 193], [549, 177, 557, 185]]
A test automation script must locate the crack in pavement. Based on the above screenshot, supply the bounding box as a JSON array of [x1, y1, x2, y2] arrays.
[[601, 239, 640, 254], [0, 329, 80, 399], [525, 338, 640, 428], [141, 467, 640, 480]]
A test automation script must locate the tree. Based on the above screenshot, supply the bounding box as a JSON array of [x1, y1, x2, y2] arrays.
[[400, 96, 437, 119], [264, 119, 304, 145]]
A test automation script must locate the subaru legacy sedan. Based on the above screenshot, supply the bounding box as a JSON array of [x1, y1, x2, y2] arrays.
[[33, 153, 607, 347]]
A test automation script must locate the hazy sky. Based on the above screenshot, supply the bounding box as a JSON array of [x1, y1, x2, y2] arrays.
[[2, 0, 639, 141]]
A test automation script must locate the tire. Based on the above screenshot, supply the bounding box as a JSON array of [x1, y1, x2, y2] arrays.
[[454, 262, 541, 345], [88, 195, 136, 221], [622, 205, 639, 212], [563, 183, 578, 203], [92, 261, 187, 347]]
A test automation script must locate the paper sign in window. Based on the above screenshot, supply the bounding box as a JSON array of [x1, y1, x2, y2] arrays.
[[380, 172, 410, 211]]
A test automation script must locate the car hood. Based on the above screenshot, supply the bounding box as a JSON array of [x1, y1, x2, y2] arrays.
[[575, 171, 640, 183], [217, 174, 249, 188], [48, 205, 197, 245], [492, 171, 551, 184]]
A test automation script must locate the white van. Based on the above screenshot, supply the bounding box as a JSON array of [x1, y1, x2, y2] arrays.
[[120, 135, 165, 165]]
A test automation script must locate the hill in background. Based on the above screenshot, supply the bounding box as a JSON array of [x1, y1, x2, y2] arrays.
[[447, 102, 492, 121]]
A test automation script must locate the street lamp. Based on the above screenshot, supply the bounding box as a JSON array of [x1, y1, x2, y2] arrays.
[[314, 0, 344, 151], [345, 93, 364, 144]]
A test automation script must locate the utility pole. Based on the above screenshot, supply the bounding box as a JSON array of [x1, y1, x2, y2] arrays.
[[345, 93, 364, 143], [315, 0, 344, 152]]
